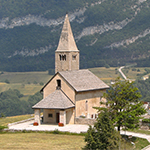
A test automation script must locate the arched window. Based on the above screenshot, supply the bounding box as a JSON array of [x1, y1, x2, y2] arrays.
[[85, 100, 88, 111], [59, 54, 66, 61], [57, 79, 61, 89], [62, 55, 66, 61], [59, 55, 62, 60]]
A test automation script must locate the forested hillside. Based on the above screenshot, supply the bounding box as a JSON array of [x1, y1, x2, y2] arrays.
[[0, 89, 42, 117], [0, 0, 150, 71]]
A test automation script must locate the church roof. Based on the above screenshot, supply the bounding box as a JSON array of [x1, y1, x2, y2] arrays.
[[41, 69, 109, 93], [59, 69, 109, 92], [56, 13, 79, 52], [32, 89, 75, 109]]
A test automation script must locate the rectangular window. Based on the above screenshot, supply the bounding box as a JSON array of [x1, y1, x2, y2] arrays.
[[48, 114, 53, 117], [57, 79, 61, 88]]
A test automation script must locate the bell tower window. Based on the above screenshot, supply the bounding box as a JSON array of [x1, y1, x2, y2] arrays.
[[59, 55, 62, 61], [59, 54, 66, 61], [72, 55, 76, 60]]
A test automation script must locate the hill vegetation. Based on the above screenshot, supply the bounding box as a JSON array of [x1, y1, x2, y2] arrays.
[[0, 89, 42, 117], [0, 0, 150, 71]]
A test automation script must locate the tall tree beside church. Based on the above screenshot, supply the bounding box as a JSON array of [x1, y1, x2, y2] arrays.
[[103, 78, 146, 131], [85, 109, 120, 150]]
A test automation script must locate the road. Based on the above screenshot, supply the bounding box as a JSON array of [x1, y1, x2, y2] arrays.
[[118, 66, 127, 80]]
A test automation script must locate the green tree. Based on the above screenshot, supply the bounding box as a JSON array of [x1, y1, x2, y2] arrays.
[[27, 92, 42, 113], [0, 89, 27, 116], [4, 79, 10, 84], [103, 78, 146, 131], [85, 109, 120, 150]]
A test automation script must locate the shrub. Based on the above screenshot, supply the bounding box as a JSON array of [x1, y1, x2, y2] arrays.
[[132, 68, 136, 71], [39, 82, 44, 85], [142, 118, 150, 123], [105, 64, 110, 68], [4, 79, 10, 84], [0, 125, 6, 132], [137, 69, 140, 72], [0, 113, 5, 118], [53, 129, 59, 134]]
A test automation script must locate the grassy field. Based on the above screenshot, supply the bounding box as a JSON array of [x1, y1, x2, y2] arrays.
[[0, 115, 149, 150], [122, 67, 150, 79], [0, 71, 51, 84], [0, 133, 85, 150], [0, 132, 149, 150], [0, 114, 34, 126], [0, 83, 42, 95], [89, 67, 122, 84], [0, 71, 52, 99]]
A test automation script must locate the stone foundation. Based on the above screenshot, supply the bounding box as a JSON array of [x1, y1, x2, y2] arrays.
[[140, 122, 150, 130], [75, 117, 96, 125]]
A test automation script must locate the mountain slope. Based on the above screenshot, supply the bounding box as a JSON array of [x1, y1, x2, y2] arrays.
[[0, 0, 150, 71]]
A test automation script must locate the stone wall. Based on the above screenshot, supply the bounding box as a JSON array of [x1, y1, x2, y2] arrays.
[[75, 117, 96, 125], [140, 122, 150, 130]]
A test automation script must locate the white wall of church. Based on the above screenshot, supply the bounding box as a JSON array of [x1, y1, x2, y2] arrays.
[[66, 108, 74, 124], [75, 89, 106, 118], [43, 74, 76, 103], [43, 109, 56, 124]]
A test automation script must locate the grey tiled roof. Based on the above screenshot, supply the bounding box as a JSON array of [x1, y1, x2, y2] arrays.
[[32, 89, 75, 109], [59, 69, 109, 92]]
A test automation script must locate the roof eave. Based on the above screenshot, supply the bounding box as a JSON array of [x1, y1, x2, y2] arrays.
[[32, 106, 75, 110], [75, 87, 110, 93], [40, 72, 59, 92]]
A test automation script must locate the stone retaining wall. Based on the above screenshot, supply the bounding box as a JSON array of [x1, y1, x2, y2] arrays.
[[8, 118, 34, 127], [140, 122, 150, 130], [75, 117, 96, 125]]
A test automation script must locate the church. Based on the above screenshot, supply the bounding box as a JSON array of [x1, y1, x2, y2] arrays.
[[32, 13, 109, 126]]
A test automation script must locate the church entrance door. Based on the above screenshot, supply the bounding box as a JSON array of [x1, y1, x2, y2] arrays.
[[56, 113, 59, 123]]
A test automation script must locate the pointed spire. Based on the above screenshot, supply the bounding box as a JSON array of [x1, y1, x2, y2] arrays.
[[56, 13, 79, 52]]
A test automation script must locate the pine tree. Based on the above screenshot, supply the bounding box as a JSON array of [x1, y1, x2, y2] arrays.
[[85, 109, 120, 150]]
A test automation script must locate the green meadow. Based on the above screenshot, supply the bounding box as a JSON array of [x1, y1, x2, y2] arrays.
[[0, 114, 33, 127], [0, 71, 52, 100], [122, 67, 150, 79], [0, 131, 148, 150]]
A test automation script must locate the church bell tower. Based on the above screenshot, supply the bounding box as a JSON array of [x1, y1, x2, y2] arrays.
[[55, 13, 79, 73]]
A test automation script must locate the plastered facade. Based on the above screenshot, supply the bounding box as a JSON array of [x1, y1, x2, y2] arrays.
[[75, 89, 106, 118], [66, 108, 74, 124], [43, 74, 75, 103], [43, 108, 74, 124]]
